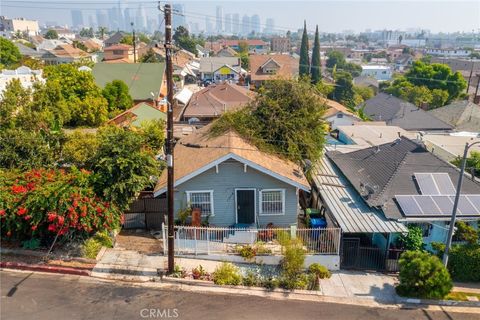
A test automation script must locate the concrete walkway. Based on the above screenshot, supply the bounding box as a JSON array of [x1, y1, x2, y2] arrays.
[[92, 248, 400, 303]]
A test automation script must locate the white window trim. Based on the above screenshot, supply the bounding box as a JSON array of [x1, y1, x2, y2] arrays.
[[186, 190, 215, 217], [259, 189, 285, 216]]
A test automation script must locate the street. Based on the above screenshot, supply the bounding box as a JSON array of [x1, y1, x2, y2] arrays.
[[0, 270, 478, 320]]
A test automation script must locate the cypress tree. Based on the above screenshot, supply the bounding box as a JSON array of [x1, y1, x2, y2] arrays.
[[311, 25, 321, 84], [299, 21, 310, 77]]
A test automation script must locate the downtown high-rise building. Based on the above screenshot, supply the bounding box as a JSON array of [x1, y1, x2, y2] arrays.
[[135, 4, 147, 31], [251, 14, 261, 35], [107, 7, 120, 30], [215, 6, 223, 33], [241, 15, 251, 36], [173, 3, 186, 30], [232, 13, 240, 34], [96, 10, 108, 29], [71, 10, 84, 29], [224, 13, 232, 33], [265, 18, 275, 35], [205, 16, 214, 34]]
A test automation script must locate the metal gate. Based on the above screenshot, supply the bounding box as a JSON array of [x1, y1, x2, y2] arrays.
[[123, 198, 166, 230], [341, 237, 386, 271]]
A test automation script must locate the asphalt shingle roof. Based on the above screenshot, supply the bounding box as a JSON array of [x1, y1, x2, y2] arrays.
[[427, 100, 480, 132], [326, 137, 480, 220], [361, 93, 453, 131], [92, 63, 165, 101]]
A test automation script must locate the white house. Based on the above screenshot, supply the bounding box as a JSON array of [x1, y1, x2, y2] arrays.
[[425, 48, 471, 57], [0, 66, 45, 95], [0, 16, 39, 38], [361, 65, 392, 81]]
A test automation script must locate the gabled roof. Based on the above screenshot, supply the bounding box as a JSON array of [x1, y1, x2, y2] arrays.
[[250, 54, 299, 81], [361, 93, 453, 131], [104, 44, 132, 51], [108, 102, 166, 127], [92, 63, 165, 101], [198, 57, 240, 73], [326, 137, 480, 220], [47, 44, 90, 58], [216, 46, 238, 57], [154, 124, 310, 195], [427, 100, 480, 132], [182, 83, 255, 118], [105, 31, 126, 45], [322, 98, 358, 119]]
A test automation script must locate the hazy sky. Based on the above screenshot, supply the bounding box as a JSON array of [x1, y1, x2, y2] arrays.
[[1, 0, 479, 33]]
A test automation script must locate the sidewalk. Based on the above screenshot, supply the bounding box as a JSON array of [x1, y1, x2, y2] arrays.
[[92, 248, 399, 303]]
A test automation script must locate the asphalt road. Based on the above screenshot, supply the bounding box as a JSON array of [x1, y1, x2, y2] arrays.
[[0, 270, 478, 320]]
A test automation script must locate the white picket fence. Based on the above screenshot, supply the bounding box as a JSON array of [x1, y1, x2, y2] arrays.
[[162, 225, 341, 256]]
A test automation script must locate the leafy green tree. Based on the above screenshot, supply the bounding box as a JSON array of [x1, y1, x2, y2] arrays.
[[326, 50, 346, 69], [453, 221, 478, 244], [405, 85, 432, 107], [310, 25, 321, 84], [396, 250, 452, 299], [211, 78, 326, 163], [97, 26, 108, 39], [137, 33, 150, 44], [0, 38, 22, 68], [404, 61, 467, 102], [299, 21, 310, 77], [330, 72, 355, 108], [399, 225, 424, 251], [72, 40, 88, 52], [70, 96, 109, 127], [430, 89, 449, 109], [140, 48, 162, 63], [79, 27, 94, 38], [91, 125, 160, 210], [316, 81, 334, 97], [0, 79, 31, 129], [173, 26, 198, 55], [120, 35, 133, 45], [62, 130, 99, 168], [101, 80, 133, 114], [452, 151, 480, 178], [138, 119, 165, 153], [44, 29, 59, 39]]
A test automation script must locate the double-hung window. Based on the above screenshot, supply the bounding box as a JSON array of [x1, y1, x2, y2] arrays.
[[186, 190, 214, 216], [259, 189, 285, 215]]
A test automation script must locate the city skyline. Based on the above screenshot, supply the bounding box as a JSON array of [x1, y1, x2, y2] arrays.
[[1, 1, 479, 34]]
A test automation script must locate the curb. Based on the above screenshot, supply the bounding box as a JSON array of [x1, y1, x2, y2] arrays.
[[0, 262, 92, 277], [396, 297, 480, 308]]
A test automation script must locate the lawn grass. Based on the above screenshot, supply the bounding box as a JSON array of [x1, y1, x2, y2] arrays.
[[445, 291, 480, 301]]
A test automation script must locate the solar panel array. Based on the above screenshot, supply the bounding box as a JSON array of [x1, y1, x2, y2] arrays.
[[396, 195, 480, 217], [414, 173, 456, 195]]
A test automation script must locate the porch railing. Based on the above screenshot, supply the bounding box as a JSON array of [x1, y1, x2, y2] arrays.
[[162, 225, 341, 256]]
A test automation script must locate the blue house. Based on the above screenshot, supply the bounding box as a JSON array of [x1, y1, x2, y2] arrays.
[[154, 126, 310, 227]]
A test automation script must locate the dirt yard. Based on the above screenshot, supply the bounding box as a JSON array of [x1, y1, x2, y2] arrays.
[[114, 230, 164, 254]]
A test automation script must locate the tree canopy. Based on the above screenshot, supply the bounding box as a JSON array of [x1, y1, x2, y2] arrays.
[[326, 50, 362, 77], [310, 25, 321, 84], [210, 78, 327, 163], [299, 21, 310, 77], [101, 80, 133, 115], [173, 26, 203, 55], [0, 38, 21, 68], [44, 29, 58, 39]]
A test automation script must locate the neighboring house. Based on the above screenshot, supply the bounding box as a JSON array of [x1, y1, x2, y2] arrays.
[[336, 124, 417, 146], [196, 44, 209, 57], [198, 57, 242, 83], [427, 100, 480, 133], [361, 93, 453, 131], [108, 102, 166, 127], [322, 98, 360, 130], [41, 44, 94, 65], [353, 76, 379, 93], [0, 16, 39, 37], [0, 66, 44, 94], [50, 28, 76, 40], [249, 54, 299, 88], [270, 37, 291, 53], [80, 38, 102, 52], [92, 63, 167, 104], [104, 31, 126, 47], [421, 133, 480, 162], [393, 54, 413, 72], [425, 48, 471, 57], [361, 65, 392, 81], [153, 125, 310, 227], [14, 42, 46, 59], [103, 44, 135, 62], [181, 82, 255, 122], [323, 137, 480, 255], [216, 46, 238, 57], [36, 39, 70, 51], [221, 39, 269, 53]]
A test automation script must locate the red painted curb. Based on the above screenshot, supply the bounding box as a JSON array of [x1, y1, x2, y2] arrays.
[[0, 261, 92, 277]]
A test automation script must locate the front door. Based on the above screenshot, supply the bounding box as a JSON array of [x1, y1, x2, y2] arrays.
[[236, 189, 255, 225]]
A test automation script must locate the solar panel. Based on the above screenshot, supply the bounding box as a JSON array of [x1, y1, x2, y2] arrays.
[[455, 195, 480, 215], [414, 173, 440, 195], [430, 195, 454, 215], [467, 195, 480, 211], [395, 195, 423, 215], [414, 196, 442, 215], [432, 173, 456, 195]]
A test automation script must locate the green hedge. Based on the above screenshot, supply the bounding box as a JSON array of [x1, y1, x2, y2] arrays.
[[448, 244, 480, 282]]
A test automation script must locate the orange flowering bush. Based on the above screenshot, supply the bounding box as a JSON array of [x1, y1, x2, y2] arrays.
[[0, 168, 122, 242]]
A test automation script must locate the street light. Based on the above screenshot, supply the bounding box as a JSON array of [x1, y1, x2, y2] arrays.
[[443, 140, 480, 266]]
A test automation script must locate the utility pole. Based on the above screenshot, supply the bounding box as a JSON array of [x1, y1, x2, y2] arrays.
[[160, 2, 175, 274], [131, 22, 137, 63]]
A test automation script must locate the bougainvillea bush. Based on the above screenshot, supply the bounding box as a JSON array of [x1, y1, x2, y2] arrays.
[[0, 168, 122, 243]]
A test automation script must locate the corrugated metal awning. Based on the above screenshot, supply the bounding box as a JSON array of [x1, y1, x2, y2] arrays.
[[313, 156, 407, 234]]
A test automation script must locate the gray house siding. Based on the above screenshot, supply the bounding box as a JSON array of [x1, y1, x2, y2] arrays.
[[173, 159, 300, 227]]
